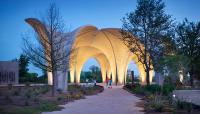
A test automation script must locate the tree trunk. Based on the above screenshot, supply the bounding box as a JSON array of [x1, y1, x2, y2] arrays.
[[190, 64, 194, 87], [131, 71, 134, 86], [146, 68, 150, 86], [62, 71, 68, 93], [52, 71, 57, 96]]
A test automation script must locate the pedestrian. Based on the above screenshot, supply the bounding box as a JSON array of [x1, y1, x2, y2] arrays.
[[86, 78, 89, 87], [108, 78, 112, 88], [94, 79, 97, 86]]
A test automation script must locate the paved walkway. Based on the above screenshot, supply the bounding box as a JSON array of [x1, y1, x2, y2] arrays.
[[173, 90, 200, 106], [43, 85, 144, 114]]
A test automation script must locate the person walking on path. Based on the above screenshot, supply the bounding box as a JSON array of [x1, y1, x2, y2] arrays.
[[108, 78, 112, 88], [93, 79, 97, 86], [86, 78, 89, 87]]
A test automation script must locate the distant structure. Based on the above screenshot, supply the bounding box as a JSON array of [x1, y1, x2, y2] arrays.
[[0, 61, 19, 85], [26, 18, 154, 86]]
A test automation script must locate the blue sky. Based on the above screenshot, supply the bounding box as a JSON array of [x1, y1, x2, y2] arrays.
[[0, 0, 200, 75]]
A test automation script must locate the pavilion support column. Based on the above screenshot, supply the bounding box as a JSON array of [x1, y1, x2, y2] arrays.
[[70, 69, 74, 83], [107, 67, 111, 79], [99, 62, 107, 83], [101, 69, 106, 83], [74, 68, 77, 84], [75, 67, 80, 84], [123, 65, 127, 85], [123, 70, 125, 85], [47, 72, 53, 85], [115, 66, 118, 85]]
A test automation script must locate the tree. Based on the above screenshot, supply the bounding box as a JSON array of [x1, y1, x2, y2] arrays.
[[194, 58, 200, 80], [18, 54, 30, 83], [37, 69, 48, 83], [158, 54, 189, 84], [176, 19, 200, 86], [121, 0, 173, 85], [89, 65, 102, 82], [23, 3, 72, 96]]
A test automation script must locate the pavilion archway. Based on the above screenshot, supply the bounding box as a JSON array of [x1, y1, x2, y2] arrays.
[[69, 46, 111, 83], [25, 18, 154, 85], [79, 57, 104, 83], [69, 26, 154, 85]]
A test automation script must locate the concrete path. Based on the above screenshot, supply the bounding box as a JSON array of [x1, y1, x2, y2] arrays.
[[43, 85, 144, 114], [173, 90, 200, 106]]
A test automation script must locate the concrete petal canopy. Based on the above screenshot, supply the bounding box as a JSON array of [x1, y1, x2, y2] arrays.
[[25, 18, 153, 85]]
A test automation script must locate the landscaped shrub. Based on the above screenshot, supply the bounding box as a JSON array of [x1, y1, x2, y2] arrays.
[[24, 100, 30, 106], [133, 86, 146, 95], [25, 91, 32, 99], [175, 100, 193, 113], [33, 97, 39, 103], [124, 84, 133, 90], [68, 85, 82, 92], [74, 93, 84, 99], [162, 84, 174, 96], [149, 95, 164, 112], [8, 84, 13, 90], [25, 82, 31, 87], [145, 84, 161, 94], [13, 90, 20, 96], [125, 83, 174, 96], [4, 95, 12, 102], [0, 84, 103, 114], [37, 102, 63, 112], [40, 86, 50, 94], [57, 96, 63, 101]]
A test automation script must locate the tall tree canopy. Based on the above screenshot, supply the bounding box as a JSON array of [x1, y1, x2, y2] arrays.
[[23, 3, 71, 96], [176, 19, 200, 86], [121, 0, 173, 85], [18, 54, 30, 83], [89, 65, 101, 80]]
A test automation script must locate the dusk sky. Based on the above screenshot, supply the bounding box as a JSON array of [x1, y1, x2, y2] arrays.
[[0, 0, 200, 75]]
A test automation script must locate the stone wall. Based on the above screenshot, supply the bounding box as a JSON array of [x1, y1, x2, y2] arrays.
[[0, 61, 19, 85]]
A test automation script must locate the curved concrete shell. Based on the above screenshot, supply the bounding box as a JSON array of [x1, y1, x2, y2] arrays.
[[26, 18, 153, 86]]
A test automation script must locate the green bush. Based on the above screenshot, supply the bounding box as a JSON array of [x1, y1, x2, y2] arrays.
[[57, 96, 62, 101], [37, 103, 63, 112], [8, 84, 13, 90], [145, 84, 161, 94], [24, 101, 30, 106], [125, 84, 174, 96], [33, 97, 39, 103], [149, 95, 164, 112], [13, 90, 20, 96], [25, 91, 32, 99], [175, 100, 193, 113], [4, 95, 12, 102], [1, 106, 40, 114], [133, 86, 145, 95], [40, 86, 50, 94], [162, 84, 174, 96], [25, 82, 31, 87]]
